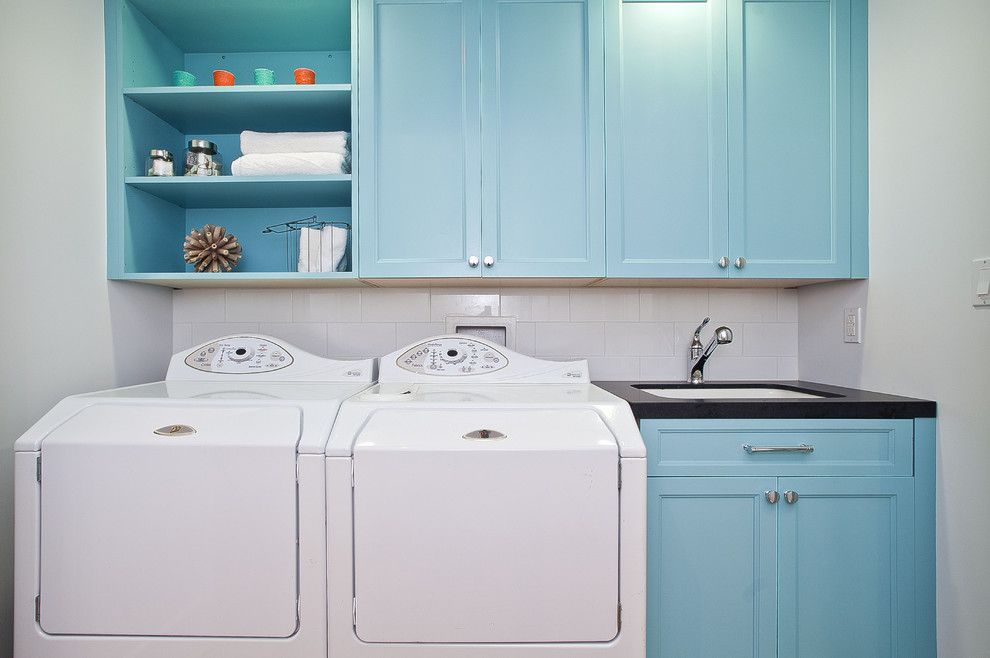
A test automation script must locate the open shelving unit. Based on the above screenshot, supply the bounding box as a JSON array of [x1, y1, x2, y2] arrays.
[[106, 0, 357, 285]]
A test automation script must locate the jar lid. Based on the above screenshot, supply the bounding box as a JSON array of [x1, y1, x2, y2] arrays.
[[188, 139, 217, 153], [149, 149, 173, 160]]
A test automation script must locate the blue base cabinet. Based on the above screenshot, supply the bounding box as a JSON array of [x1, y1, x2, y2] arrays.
[[606, 0, 868, 279], [642, 418, 935, 658]]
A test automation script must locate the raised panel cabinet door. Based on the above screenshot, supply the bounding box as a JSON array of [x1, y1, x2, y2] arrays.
[[776, 477, 916, 658], [727, 0, 857, 278], [357, 0, 483, 277], [605, 0, 730, 277], [480, 0, 605, 277], [648, 478, 777, 658]]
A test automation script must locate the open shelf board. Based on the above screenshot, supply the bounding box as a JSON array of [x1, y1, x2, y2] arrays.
[[123, 84, 351, 133], [125, 175, 352, 209], [117, 272, 363, 288]]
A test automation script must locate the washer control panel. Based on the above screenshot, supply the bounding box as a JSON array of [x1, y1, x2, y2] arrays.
[[184, 336, 294, 374], [396, 338, 508, 376]]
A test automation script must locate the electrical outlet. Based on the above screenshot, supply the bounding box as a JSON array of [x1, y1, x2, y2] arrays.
[[973, 258, 990, 307], [843, 307, 862, 344]]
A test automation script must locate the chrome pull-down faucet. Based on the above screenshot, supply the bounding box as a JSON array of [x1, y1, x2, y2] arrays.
[[688, 317, 733, 384]]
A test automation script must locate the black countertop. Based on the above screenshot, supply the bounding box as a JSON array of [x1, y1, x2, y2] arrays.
[[593, 381, 936, 420]]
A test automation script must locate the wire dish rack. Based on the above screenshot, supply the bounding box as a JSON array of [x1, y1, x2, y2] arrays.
[[262, 216, 350, 273]]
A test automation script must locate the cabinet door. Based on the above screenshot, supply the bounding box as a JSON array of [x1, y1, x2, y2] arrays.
[[357, 0, 483, 277], [727, 0, 854, 278], [649, 478, 776, 658], [480, 0, 605, 277], [777, 477, 915, 658], [605, 0, 729, 277]]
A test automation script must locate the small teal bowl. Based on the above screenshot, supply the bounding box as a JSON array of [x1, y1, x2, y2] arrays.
[[172, 70, 197, 86], [253, 68, 277, 85]]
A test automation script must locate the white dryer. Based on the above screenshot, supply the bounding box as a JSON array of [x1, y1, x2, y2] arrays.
[[14, 335, 375, 658], [326, 335, 646, 658]]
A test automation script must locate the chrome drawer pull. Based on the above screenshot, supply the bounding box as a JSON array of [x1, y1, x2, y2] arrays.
[[743, 444, 815, 454]]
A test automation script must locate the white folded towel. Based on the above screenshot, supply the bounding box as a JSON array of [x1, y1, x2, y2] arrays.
[[298, 225, 348, 273], [240, 131, 349, 156], [231, 152, 348, 176]]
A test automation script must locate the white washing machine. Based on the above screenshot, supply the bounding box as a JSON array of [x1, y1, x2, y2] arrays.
[[326, 335, 646, 658], [14, 335, 375, 658]]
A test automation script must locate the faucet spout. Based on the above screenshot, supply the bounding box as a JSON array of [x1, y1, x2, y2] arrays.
[[688, 325, 733, 384]]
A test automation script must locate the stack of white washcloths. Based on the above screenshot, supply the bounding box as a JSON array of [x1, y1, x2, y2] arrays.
[[231, 131, 350, 176]]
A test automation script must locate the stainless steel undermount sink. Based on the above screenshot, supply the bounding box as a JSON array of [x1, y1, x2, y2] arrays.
[[636, 385, 835, 400]]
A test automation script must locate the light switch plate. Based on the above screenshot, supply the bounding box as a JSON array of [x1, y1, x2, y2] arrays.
[[973, 258, 990, 307], [843, 307, 862, 344]]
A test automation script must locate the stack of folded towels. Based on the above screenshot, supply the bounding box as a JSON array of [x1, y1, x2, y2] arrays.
[[231, 131, 351, 176]]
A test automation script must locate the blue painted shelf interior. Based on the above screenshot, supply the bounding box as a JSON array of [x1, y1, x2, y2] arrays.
[[125, 176, 352, 209], [123, 85, 352, 133], [111, 0, 354, 279]]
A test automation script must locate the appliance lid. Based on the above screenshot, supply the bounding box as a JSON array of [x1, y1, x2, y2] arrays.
[[354, 408, 618, 453], [42, 403, 301, 449]]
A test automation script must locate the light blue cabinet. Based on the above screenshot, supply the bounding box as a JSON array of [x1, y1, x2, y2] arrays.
[[359, 0, 605, 278], [642, 418, 935, 657], [605, 0, 729, 277], [649, 478, 776, 658], [357, 0, 482, 277], [607, 0, 868, 279], [777, 477, 916, 657]]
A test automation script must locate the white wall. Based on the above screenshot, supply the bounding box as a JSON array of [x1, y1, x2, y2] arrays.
[[174, 287, 800, 380], [0, 0, 173, 653], [798, 0, 990, 653]]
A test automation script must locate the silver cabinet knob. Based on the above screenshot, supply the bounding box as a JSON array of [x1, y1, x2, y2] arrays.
[[483, 256, 495, 267], [718, 256, 729, 269], [734, 257, 747, 269], [784, 490, 799, 504], [468, 256, 479, 268], [765, 490, 779, 504]]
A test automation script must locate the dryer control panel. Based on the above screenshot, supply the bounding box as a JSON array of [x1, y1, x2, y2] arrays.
[[184, 336, 294, 374], [396, 338, 508, 376]]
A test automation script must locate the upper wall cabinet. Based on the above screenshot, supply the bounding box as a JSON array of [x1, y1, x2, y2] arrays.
[[358, 0, 606, 278], [606, 0, 868, 279]]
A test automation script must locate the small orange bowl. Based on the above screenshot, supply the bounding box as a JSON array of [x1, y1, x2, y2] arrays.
[[213, 69, 235, 86], [294, 67, 316, 85]]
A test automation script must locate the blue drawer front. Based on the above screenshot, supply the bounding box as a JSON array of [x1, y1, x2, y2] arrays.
[[641, 418, 914, 477]]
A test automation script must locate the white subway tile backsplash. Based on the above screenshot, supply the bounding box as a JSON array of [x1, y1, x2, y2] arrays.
[[640, 288, 709, 322], [175, 286, 801, 380], [173, 290, 226, 323], [569, 289, 639, 321], [361, 290, 430, 323], [743, 323, 798, 357], [640, 357, 689, 381], [430, 289, 500, 322], [328, 322, 396, 358], [705, 356, 779, 381], [395, 322, 446, 347], [709, 289, 778, 323], [604, 322, 674, 357], [291, 289, 361, 322], [515, 322, 537, 354], [499, 288, 569, 322], [258, 323, 328, 356], [585, 357, 642, 380], [777, 289, 799, 322], [172, 323, 193, 352], [226, 290, 292, 323], [190, 322, 260, 346], [533, 322, 605, 356], [777, 356, 800, 380]]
